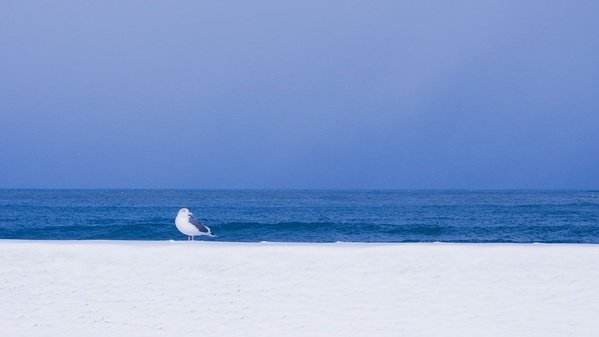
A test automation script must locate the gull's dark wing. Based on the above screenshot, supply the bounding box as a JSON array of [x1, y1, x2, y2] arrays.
[[189, 214, 210, 233]]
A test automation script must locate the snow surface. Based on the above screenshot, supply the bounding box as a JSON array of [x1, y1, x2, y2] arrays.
[[1, 241, 599, 337]]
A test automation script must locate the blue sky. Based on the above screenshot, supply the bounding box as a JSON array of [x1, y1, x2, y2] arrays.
[[1, 0, 598, 188]]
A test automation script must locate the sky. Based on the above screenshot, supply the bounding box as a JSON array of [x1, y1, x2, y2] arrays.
[[1, 0, 598, 189]]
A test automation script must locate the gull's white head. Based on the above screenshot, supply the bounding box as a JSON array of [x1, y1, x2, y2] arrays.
[[177, 208, 191, 217]]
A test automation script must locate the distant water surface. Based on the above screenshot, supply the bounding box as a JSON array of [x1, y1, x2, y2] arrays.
[[0, 190, 598, 242]]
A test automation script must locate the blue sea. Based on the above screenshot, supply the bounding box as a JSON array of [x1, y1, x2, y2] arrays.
[[0, 190, 598, 243]]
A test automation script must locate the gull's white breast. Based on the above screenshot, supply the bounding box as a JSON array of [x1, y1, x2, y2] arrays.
[[175, 214, 201, 236]]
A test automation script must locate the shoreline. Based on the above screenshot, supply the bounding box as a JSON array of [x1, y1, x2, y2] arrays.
[[2, 239, 599, 246]]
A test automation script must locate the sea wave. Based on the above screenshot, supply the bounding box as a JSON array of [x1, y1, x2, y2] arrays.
[[1, 221, 598, 243]]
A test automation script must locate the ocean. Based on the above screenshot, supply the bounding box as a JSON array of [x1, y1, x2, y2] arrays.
[[0, 189, 598, 242]]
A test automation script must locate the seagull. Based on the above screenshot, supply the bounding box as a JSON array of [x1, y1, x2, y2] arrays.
[[175, 208, 213, 240]]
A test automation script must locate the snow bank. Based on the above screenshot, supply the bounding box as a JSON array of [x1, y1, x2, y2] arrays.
[[1, 241, 598, 337]]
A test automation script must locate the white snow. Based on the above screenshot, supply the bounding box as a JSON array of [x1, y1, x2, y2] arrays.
[[1, 241, 599, 337]]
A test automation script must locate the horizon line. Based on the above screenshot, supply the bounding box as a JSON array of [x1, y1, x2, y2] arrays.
[[0, 187, 597, 191]]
